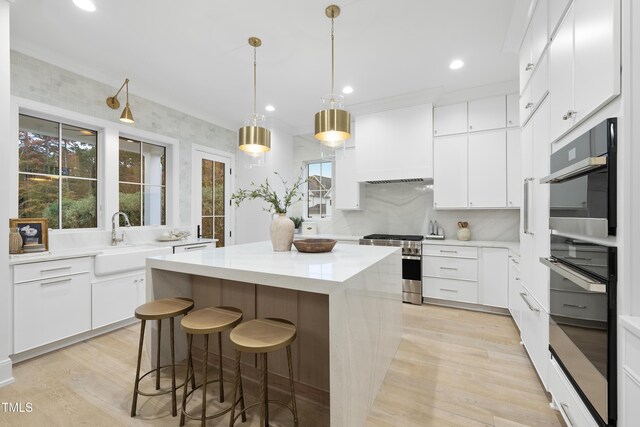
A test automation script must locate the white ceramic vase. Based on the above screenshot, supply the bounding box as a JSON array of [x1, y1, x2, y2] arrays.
[[457, 227, 471, 241], [270, 213, 295, 251]]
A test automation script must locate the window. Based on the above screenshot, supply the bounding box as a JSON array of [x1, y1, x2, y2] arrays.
[[306, 161, 332, 219], [18, 114, 98, 229], [118, 137, 166, 226]]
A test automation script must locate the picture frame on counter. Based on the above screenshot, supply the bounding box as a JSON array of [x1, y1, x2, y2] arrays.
[[10, 217, 49, 252]]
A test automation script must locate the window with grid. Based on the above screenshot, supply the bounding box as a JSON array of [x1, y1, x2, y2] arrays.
[[306, 161, 332, 219], [18, 114, 98, 229], [118, 138, 166, 226]]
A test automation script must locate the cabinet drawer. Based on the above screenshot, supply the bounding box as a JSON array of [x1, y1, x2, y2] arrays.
[[14, 257, 92, 284], [14, 272, 91, 353], [173, 242, 215, 253], [549, 357, 599, 427], [92, 273, 143, 329], [424, 277, 478, 303], [423, 256, 477, 281], [422, 245, 478, 259]]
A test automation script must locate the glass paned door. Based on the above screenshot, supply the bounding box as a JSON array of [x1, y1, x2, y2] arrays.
[[195, 150, 231, 248]]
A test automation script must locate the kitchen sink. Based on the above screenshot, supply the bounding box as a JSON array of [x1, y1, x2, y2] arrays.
[[94, 244, 172, 276]]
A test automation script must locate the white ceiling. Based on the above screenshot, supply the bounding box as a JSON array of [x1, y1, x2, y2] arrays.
[[9, 0, 527, 135]]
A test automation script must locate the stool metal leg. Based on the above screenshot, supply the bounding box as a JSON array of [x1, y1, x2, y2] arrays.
[[155, 318, 162, 390], [202, 334, 209, 427], [170, 316, 177, 417], [180, 333, 193, 426], [131, 319, 146, 417], [229, 349, 240, 427], [260, 353, 269, 427], [218, 332, 225, 403], [286, 345, 299, 426]]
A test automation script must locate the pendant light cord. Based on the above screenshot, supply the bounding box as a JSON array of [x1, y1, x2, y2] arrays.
[[330, 14, 335, 107], [253, 45, 257, 116]]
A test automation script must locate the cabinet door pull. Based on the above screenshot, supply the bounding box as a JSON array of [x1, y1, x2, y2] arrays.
[[40, 266, 72, 273], [185, 245, 207, 250], [439, 266, 458, 271], [440, 250, 458, 254], [525, 102, 534, 109], [563, 303, 587, 309], [41, 278, 72, 286], [525, 62, 534, 71], [560, 403, 576, 427], [440, 288, 458, 293], [562, 110, 576, 120], [519, 292, 540, 312]]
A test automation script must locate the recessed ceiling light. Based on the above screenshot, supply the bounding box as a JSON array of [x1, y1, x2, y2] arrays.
[[73, 0, 96, 12], [449, 59, 464, 70], [265, 105, 275, 112], [342, 86, 354, 94]]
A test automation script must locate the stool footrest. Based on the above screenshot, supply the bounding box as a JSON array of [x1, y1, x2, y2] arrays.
[[230, 399, 298, 424], [135, 363, 190, 397]]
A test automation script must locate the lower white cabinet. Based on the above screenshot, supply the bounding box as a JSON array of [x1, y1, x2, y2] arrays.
[[173, 242, 215, 253], [92, 272, 145, 329], [519, 281, 549, 388], [335, 147, 364, 210], [14, 272, 92, 353], [508, 254, 523, 329], [549, 356, 598, 427], [424, 277, 477, 303], [622, 325, 640, 426], [478, 248, 508, 308]]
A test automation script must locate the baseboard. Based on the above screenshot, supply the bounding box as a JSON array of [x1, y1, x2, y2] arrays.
[[10, 317, 138, 364], [423, 297, 511, 316], [0, 358, 14, 388]]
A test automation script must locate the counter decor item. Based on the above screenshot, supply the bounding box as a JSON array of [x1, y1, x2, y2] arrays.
[[293, 238, 337, 253], [290, 216, 303, 234], [425, 220, 445, 240], [9, 227, 23, 254], [9, 218, 48, 252], [457, 221, 471, 241], [231, 170, 306, 251], [157, 230, 191, 242]]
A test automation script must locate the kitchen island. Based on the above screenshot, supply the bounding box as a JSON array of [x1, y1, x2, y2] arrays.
[[146, 241, 402, 426]]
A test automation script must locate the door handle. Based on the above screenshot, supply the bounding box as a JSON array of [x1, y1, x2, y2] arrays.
[[562, 110, 576, 120], [519, 292, 540, 312], [525, 62, 534, 71], [439, 267, 458, 271]]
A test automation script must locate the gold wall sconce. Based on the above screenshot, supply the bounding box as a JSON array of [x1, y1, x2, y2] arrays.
[[106, 78, 134, 123]]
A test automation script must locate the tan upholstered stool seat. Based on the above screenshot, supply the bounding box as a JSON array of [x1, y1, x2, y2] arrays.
[[229, 318, 297, 353], [180, 306, 242, 335], [135, 298, 194, 320]]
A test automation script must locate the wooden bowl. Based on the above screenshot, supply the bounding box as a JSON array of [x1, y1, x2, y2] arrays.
[[292, 239, 337, 253]]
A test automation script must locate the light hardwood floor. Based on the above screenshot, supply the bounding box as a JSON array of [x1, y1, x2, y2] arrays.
[[0, 304, 564, 426]]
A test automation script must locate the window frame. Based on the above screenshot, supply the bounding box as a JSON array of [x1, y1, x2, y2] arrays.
[[303, 159, 334, 220]]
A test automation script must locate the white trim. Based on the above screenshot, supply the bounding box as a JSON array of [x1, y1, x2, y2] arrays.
[[0, 358, 13, 388], [10, 96, 180, 229], [191, 144, 235, 245]]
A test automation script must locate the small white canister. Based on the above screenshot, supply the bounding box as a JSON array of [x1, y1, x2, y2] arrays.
[[301, 222, 318, 236]]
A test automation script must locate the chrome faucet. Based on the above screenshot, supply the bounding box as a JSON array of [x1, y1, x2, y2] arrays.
[[111, 211, 131, 245]]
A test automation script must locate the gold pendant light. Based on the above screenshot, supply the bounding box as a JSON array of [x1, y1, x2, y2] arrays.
[[239, 37, 271, 154], [314, 5, 351, 147]]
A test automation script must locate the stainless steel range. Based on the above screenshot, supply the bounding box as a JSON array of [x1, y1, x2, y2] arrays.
[[359, 234, 423, 305]]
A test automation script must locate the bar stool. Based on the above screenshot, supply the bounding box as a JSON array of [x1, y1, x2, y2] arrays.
[[131, 297, 195, 418], [179, 306, 246, 426], [228, 318, 299, 427]]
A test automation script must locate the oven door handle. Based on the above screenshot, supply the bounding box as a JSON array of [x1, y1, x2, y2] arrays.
[[540, 257, 607, 293], [402, 255, 422, 261], [539, 156, 607, 184]]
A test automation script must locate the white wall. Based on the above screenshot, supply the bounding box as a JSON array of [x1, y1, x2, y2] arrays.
[[234, 125, 294, 244], [0, 0, 14, 387]]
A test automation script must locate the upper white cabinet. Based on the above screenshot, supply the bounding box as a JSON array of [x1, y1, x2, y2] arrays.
[[355, 104, 433, 182], [506, 93, 519, 127], [520, 0, 549, 94], [506, 128, 522, 208], [468, 130, 507, 208], [433, 134, 467, 209], [520, 52, 549, 127], [548, 0, 621, 142], [433, 102, 467, 136], [548, 0, 573, 39], [468, 96, 506, 132], [335, 147, 364, 210]]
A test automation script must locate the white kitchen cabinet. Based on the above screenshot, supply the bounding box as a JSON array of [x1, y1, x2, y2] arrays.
[[422, 256, 477, 282], [506, 93, 519, 127], [519, 0, 548, 94], [433, 134, 467, 209], [14, 271, 92, 353], [424, 277, 477, 304], [335, 147, 364, 210], [519, 25, 534, 95], [467, 96, 506, 132], [519, 282, 549, 389], [549, 0, 620, 143], [508, 254, 523, 329], [433, 102, 467, 136], [548, 0, 572, 39], [549, 357, 599, 427], [468, 130, 506, 208], [478, 248, 508, 308], [356, 104, 433, 182], [423, 246, 478, 304], [506, 128, 522, 208], [92, 272, 144, 329], [173, 241, 215, 253], [519, 52, 548, 127], [623, 327, 640, 426]]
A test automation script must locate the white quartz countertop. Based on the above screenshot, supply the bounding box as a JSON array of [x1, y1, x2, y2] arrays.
[[147, 240, 400, 293], [422, 239, 520, 256], [8, 238, 215, 265]]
